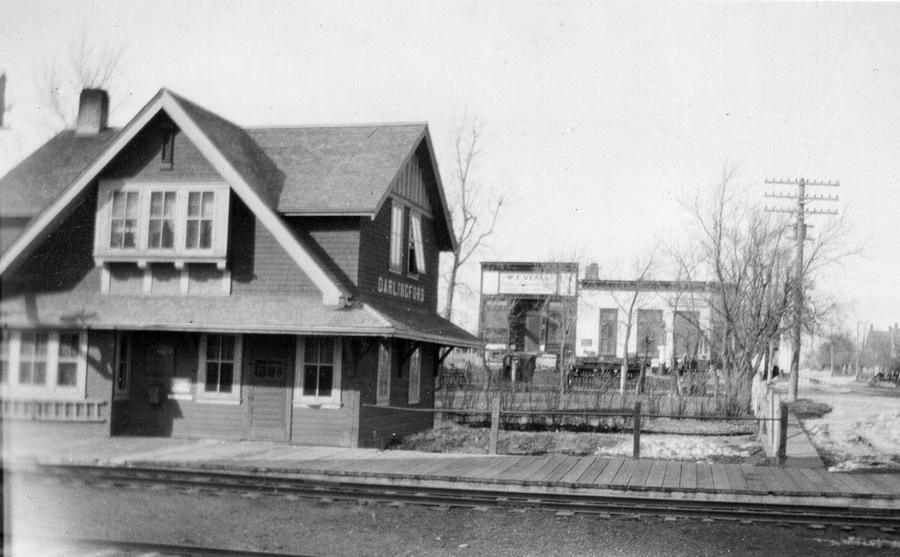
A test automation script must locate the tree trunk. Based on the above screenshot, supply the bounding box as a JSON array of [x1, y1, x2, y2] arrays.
[[443, 252, 461, 320]]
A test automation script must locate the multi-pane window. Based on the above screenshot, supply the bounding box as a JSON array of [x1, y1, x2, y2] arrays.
[[303, 338, 334, 398], [389, 204, 404, 271], [109, 191, 139, 249], [19, 331, 49, 386], [96, 182, 229, 265], [56, 333, 80, 387], [599, 309, 618, 356], [148, 191, 177, 249], [161, 128, 175, 166], [407, 212, 425, 275], [186, 192, 215, 250], [377, 343, 391, 405], [204, 334, 235, 393], [1, 330, 86, 396], [408, 348, 421, 404]]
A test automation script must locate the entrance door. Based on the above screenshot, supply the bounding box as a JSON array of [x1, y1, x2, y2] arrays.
[[243, 335, 293, 441], [524, 311, 542, 352]]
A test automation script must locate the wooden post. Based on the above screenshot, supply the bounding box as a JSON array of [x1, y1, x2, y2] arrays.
[[489, 397, 500, 455], [633, 402, 642, 459], [777, 402, 788, 465]]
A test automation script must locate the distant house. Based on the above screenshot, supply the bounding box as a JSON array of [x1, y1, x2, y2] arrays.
[[0, 88, 480, 448], [861, 324, 900, 377]]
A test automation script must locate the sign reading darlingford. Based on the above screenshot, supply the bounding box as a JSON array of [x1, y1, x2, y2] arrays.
[[378, 275, 426, 303]]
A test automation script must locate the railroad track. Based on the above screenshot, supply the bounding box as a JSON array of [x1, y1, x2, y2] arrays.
[[21, 464, 900, 530], [12, 538, 317, 557]]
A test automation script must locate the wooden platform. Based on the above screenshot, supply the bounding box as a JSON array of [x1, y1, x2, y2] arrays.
[[5, 424, 900, 509]]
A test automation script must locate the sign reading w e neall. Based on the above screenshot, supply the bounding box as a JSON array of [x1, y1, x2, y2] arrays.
[[498, 272, 575, 295]]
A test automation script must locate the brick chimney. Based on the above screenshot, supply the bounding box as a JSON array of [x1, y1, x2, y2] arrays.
[[585, 262, 599, 281], [76, 89, 109, 135]]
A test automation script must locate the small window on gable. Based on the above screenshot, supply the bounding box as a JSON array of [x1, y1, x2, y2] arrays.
[[389, 204, 404, 272], [408, 212, 425, 275], [161, 127, 175, 168]]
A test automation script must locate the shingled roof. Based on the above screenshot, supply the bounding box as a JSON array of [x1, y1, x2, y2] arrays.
[[0, 92, 439, 223], [0, 129, 119, 217]]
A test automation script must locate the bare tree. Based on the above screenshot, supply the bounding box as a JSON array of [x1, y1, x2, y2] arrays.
[[441, 115, 508, 322], [533, 260, 579, 393], [671, 166, 857, 409], [605, 255, 658, 395], [35, 31, 126, 131]]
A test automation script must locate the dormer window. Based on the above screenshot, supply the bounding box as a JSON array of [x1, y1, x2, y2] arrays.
[[109, 191, 139, 249], [95, 181, 230, 268]]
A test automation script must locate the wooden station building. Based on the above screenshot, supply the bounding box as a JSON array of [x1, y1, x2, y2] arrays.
[[0, 88, 480, 448]]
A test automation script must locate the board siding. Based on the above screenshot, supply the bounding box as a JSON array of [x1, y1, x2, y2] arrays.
[[356, 340, 437, 448], [100, 113, 222, 183], [357, 196, 440, 311], [285, 216, 361, 290]]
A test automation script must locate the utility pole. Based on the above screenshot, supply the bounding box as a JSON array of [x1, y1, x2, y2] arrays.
[[765, 177, 839, 401]]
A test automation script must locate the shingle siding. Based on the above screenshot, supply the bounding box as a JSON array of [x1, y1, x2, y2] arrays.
[[229, 195, 320, 295], [286, 216, 361, 290], [100, 113, 222, 182]]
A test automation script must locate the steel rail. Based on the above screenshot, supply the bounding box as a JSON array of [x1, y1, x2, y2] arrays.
[[25, 464, 900, 529], [17, 537, 317, 557]]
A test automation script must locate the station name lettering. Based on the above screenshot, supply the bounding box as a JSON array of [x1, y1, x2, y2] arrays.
[[378, 276, 425, 303]]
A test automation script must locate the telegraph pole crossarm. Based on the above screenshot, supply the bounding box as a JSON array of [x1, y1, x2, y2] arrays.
[[763, 176, 840, 402]]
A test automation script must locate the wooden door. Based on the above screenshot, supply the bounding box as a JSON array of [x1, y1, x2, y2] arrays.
[[243, 335, 293, 441], [524, 311, 541, 352]]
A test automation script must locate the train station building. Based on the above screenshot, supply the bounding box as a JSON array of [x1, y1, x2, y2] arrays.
[[0, 88, 480, 448]]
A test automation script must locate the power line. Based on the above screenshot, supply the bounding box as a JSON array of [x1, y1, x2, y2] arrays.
[[764, 177, 840, 402]]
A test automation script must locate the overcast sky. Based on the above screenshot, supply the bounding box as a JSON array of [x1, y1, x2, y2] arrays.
[[1, 1, 897, 333]]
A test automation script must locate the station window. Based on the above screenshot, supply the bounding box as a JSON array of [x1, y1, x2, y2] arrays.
[[95, 181, 230, 266], [161, 127, 175, 168], [197, 334, 242, 402], [294, 337, 342, 407], [407, 212, 425, 275], [0, 330, 87, 398], [408, 348, 421, 405], [376, 342, 391, 406], [389, 204, 404, 272]]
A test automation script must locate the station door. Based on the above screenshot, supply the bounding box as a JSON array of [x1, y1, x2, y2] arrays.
[[243, 335, 293, 441]]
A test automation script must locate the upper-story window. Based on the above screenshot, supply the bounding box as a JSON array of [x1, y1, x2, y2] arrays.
[[95, 181, 230, 267], [389, 204, 404, 272], [408, 212, 425, 275], [160, 127, 175, 168], [389, 199, 426, 277]]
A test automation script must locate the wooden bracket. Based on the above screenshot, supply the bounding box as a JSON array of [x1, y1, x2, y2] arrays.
[[400, 341, 422, 365], [438, 346, 455, 366]]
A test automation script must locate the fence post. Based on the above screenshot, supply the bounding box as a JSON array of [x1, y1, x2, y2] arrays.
[[489, 397, 500, 455], [777, 402, 788, 465], [633, 402, 642, 459]]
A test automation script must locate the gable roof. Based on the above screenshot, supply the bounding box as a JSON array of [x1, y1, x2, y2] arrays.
[[0, 129, 119, 217], [0, 89, 457, 256], [0, 89, 348, 305]]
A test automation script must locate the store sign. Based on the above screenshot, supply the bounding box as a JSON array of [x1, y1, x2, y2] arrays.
[[498, 272, 574, 295], [378, 275, 426, 303]]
